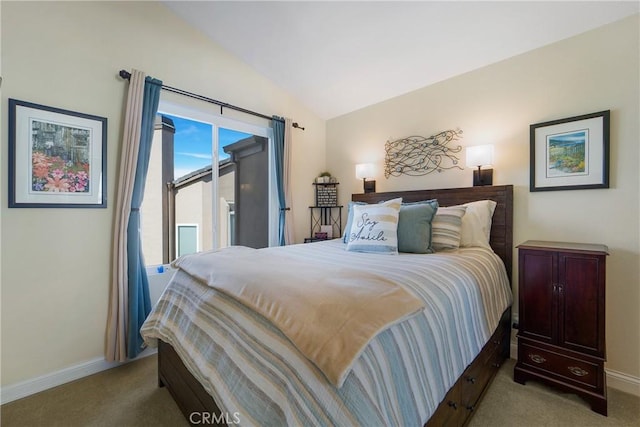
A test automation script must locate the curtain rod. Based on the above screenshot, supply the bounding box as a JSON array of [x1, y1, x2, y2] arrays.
[[118, 70, 305, 130]]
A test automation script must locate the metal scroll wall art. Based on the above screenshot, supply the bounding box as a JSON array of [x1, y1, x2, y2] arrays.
[[384, 129, 463, 178]]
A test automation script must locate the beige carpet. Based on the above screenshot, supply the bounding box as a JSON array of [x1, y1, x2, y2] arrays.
[[1, 355, 638, 426], [470, 359, 639, 427], [1, 355, 188, 427]]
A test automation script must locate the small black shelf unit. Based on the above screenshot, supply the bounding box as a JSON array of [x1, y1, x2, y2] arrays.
[[307, 182, 342, 241]]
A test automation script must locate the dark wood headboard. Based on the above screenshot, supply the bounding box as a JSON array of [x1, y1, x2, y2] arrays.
[[352, 185, 514, 281]]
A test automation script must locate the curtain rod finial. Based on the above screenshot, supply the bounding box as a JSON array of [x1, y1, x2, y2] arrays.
[[119, 69, 131, 80], [292, 122, 305, 131]]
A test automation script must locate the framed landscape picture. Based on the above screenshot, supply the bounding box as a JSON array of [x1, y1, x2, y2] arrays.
[[530, 110, 609, 192], [8, 99, 107, 208]]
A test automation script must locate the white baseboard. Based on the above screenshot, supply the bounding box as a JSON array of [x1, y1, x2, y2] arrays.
[[3, 342, 639, 405], [509, 338, 640, 397], [0, 347, 157, 405], [606, 367, 640, 397]]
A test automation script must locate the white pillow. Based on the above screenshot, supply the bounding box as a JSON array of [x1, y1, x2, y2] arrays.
[[458, 200, 497, 249], [346, 198, 402, 254]]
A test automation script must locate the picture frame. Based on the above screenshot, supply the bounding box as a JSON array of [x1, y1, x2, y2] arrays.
[[8, 99, 107, 208], [530, 110, 610, 192]]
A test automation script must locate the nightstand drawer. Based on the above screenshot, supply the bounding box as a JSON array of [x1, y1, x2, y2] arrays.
[[520, 342, 601, 388]]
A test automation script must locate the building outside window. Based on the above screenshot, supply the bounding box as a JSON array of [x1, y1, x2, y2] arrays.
[[140, 102, 277, 267]]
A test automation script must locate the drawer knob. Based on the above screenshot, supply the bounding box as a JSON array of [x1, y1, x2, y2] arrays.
[[447, 401, 458, 410], [568, 366, 589, 377], [529, 354, 547, 364], [466, 376, 476, 384]]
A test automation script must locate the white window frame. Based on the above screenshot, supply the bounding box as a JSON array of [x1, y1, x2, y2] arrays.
[[158, 100, 277, 250]]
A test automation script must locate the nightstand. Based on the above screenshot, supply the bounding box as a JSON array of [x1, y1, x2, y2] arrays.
[[514, 240, 608, 415]]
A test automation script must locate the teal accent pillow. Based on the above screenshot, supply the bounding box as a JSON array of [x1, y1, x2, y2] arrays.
[[397, 199, 439, 254]]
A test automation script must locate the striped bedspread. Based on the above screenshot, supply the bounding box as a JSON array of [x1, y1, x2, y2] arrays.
[[141, 239, 512, 426]]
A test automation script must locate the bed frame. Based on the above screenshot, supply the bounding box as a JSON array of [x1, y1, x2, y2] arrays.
[[157, 185, 514, 427]]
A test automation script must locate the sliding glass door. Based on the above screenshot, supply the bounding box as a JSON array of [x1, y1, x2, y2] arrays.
[[140, 101, 277, 265]]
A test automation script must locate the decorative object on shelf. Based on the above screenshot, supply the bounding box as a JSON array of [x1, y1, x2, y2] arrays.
[[384, 129, 463, 178], [316, 171, 332, 183], [466, 144, 494, 186], [8, 98, 107, 208], [314, 180, 338, 207], [530, 110, 609, 192], [355, 163, 376, 193], [320, 225, 333, 239]]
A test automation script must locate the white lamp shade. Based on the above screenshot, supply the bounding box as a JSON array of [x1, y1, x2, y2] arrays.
[[466, 145, 494, 168], [355, 163, 375, 179]]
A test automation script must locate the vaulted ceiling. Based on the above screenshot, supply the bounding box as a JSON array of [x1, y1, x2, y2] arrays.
[[163, 1, 639, 119]]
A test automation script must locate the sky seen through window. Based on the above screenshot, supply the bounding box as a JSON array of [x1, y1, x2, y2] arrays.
[[164, 113, 251, 179]]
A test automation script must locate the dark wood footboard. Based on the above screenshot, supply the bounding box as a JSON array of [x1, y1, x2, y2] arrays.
[[158, 340, 225, 426], [426, 308, 511, 426]]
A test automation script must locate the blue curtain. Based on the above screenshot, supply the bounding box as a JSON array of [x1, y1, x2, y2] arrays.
[[272, 117, 286, 246], [127, 76, 162, 358]]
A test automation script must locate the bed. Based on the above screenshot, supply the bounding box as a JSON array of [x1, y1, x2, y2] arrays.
[[141, 185, 513, 426]]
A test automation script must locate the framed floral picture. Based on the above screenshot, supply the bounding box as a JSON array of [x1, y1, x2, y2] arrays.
[[530, 110, 610, 192], [8, 99, 107, 208]]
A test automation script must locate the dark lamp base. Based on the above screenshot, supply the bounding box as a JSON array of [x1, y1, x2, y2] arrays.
[[473, 169, 493, 186]]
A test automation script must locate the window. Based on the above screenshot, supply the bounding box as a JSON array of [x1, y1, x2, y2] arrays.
[[176, 224, 199, 257], [140, 101, 277, 265]]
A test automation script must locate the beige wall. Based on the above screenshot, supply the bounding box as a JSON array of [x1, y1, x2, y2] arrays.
[[327, 15, 640, 382], [1, 1, 325, 387]]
